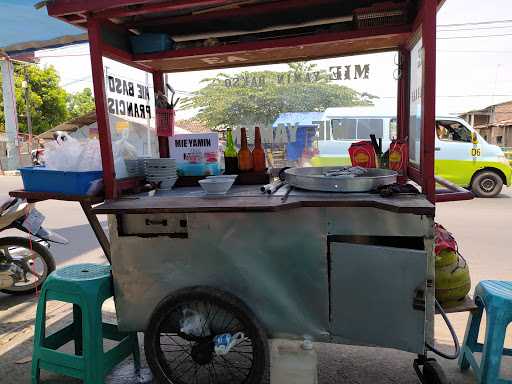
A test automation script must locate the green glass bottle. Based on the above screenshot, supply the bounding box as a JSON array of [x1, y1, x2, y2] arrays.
[[224, 128, 239, 174]]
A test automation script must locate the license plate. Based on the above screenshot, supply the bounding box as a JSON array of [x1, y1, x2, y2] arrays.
[[22, 208, 45, 234]]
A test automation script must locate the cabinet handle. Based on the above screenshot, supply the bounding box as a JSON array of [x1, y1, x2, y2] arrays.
[[145, 219, 168, 226], [435, 147, 441, 151]]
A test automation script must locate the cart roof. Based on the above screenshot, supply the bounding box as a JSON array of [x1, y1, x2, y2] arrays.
[[45, 0, 444, 73]]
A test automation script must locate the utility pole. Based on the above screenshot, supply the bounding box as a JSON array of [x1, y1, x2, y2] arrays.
[[23, 67, 33, 153], [0, 56, 20, 171]]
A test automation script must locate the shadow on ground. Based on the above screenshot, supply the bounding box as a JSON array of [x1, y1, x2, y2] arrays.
[[0, 306, 481, 384]]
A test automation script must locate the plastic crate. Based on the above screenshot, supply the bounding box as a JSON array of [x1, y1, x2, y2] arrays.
[[130, 33, 174, 54], [19, 167, 103, 196]]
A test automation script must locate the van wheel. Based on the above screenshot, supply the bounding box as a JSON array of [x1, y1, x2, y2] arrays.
[[471, 171, 503, 197]]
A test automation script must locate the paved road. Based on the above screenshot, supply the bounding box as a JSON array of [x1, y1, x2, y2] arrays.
[[0, 175, 511, 383]]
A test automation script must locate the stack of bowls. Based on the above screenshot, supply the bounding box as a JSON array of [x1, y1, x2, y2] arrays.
[[125, 159, 140, 177], [144, 158, 177, 190]]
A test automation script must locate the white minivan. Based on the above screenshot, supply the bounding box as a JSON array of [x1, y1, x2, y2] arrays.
[[311, 106, 511, 197]]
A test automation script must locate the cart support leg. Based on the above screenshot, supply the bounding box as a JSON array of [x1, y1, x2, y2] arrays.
[[80, 201, 111, 263]]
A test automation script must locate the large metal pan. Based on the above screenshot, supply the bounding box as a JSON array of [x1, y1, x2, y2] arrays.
[[284, 167, 397, 192]]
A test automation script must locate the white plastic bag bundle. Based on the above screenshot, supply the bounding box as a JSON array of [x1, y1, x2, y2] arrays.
[[112, 129, 138, 178], [43, 133, 102, 172], [180, 309, 210, 337]]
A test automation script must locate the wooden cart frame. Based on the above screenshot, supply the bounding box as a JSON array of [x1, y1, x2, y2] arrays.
[[42, 0, 472, 203]]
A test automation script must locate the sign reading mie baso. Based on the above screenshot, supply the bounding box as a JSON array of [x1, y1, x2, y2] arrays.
[[106, 75, 152, 119]]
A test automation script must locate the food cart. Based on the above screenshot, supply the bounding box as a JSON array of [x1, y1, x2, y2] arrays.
[[11, 1, 479, 383]]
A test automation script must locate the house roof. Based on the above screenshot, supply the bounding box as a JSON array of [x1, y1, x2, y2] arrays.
[[175, 119, 211, 133], [36, 110, 97, 140], [461, 100, 512, 115]]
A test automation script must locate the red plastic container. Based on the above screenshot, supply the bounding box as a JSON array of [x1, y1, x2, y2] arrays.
[[156, 108, 175, 137], [348, 141, 378, 168], [388, 139, 408, 174]]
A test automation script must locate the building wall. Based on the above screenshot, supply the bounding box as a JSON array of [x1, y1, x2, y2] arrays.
[[494, 102, 512, 123]]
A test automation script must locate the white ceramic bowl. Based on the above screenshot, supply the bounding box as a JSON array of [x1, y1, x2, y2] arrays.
[[206, 175, 238, 181], [198, 178, 235, 195]]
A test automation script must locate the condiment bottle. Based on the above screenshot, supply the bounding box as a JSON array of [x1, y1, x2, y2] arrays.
[[238, 127, 253, 172], [224, 127, 239, 174], [252, 126, 266, 172]]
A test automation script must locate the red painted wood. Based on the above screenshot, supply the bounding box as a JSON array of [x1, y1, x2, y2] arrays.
[[88, 18, 117, 200], [96, 0, 229, 19], [407, 165, 421, 185], [47, 0, 157, 16], [134, 25, 411, 62], [125, 0, 340, 28], [435, 192, 474, 203], [397, 46, 409, 142], [435, 176, 474, 202], [117, 177, 146, 193], [420, 0, 436, 203], [153, 71, 170, 158], [100, 44, 153, 72]]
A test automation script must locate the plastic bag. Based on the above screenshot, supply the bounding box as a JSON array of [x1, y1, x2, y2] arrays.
[[180, 309, 210, 337], [43, 133, 102, 172], [214, 332, 246, 355]]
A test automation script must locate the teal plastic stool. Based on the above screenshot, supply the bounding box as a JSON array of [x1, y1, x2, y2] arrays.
[[31, 263, 140, 384], [459, 280, 512, 383]]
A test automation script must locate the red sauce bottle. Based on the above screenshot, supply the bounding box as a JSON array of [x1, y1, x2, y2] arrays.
[[252, 126, 266, 172]]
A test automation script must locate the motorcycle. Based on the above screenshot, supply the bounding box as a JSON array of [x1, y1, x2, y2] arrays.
[[0, 197, 68, 295]]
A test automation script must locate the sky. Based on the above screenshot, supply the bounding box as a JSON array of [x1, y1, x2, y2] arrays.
[[0, 0, 82, 47], [32, 0, 512, 120]]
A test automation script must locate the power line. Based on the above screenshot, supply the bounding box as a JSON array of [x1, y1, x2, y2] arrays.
[[438, 24, 512, 32], [438, 19, 512, 28], [438, 49, 512, 54], [438, 33, 512, 40]]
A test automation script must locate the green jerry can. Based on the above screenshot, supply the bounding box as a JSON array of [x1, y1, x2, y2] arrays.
[[435, 250, 471, 307]]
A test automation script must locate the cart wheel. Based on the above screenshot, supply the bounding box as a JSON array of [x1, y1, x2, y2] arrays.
[[144, 286, 268, 384], [423, 359, 450, 384]]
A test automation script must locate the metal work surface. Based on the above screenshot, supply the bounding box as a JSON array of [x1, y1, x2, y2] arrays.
[[94, 186, 435, 216], [108, 204, 434, 355], [284, 167, 398, 192]]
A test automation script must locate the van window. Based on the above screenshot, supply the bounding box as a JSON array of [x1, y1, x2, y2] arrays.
[[332, 119, 356, 140], [331, 118, 383, 140], [436, 120, 472, 143]]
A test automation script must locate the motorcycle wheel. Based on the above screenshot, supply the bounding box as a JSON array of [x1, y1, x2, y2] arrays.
[[0, 237, 56, 295]]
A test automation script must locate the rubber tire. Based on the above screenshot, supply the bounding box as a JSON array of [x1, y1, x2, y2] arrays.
[[144, 286, 269, 384], [423, 360, 450, 384], [471, 171, 503, 198], [0, 236, 56, 295]]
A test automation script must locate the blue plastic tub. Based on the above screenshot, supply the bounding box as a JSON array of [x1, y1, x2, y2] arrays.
[[130, 33, 174, 54], [19, 167, 103, 196]]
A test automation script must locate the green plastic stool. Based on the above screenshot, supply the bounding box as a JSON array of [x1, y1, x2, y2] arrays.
[[31, 263, 140, 384]]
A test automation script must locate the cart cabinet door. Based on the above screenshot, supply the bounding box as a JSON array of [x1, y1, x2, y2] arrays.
[[330, 242, 426, 354]]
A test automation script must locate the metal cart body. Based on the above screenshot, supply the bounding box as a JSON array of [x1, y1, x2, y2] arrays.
[[102, 188, 435, 355]]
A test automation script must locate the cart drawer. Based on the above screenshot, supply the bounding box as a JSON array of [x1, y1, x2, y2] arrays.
[[117, 214, 188, 237]]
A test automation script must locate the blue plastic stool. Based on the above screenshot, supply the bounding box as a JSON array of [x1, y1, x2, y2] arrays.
[[32, 263, 140, 384], [459, 280, 512, 383]]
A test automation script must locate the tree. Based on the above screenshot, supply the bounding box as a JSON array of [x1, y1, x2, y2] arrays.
[[182, 62, 372, 129], [67, 88, 95, 119], [0, 64, 68, 135]]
